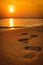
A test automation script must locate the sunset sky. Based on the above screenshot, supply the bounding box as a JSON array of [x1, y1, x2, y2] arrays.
[[0, 0, 43, 18]]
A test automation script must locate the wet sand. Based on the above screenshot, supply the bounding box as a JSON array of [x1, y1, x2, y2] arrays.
[[0, 25, 43, 65]]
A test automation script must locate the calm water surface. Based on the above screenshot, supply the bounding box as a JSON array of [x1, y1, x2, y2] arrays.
[[0, 19, 43, 27], [0, 18, 43, 30]]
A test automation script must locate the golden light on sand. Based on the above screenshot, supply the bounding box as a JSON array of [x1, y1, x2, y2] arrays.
[[8, 5, 15, 13]]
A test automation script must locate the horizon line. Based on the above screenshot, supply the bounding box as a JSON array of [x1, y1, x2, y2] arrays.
[[0, 17, 43, 19]]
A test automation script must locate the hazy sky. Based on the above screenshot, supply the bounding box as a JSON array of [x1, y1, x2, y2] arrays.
[[0, 0, 43, 18]]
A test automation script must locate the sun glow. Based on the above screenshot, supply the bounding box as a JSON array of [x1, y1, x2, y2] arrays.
[[8, 5, 15, 13]]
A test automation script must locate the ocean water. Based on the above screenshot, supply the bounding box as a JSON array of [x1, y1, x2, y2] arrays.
[[0, 18, 43, 27]]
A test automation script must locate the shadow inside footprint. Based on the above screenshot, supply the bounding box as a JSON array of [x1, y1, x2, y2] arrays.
[[24, 53, 36, 58], [22, 32, 28, 35], [25, 46, 41, 51], [18, 38, 29, 43], [30, 34, 38, 39]]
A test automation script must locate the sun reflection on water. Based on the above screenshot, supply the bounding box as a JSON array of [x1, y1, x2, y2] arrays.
[[9, 18, 14, 29]]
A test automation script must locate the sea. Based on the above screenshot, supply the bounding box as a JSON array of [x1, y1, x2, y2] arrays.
[[0, 18, 43, 30]]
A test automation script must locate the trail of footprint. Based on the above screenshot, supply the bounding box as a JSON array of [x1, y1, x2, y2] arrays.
[[22, 33, 38, 40], [18, 32, 38, 43], [18, 34, 38, 43], [24, 46, 41, 59], [21, 32, 38, 37]]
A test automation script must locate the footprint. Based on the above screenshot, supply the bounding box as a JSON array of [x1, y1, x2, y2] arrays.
[[30, 34, 38, 39], [22, 32, 28, 35], [25, 46, 41, 51], [24, 53, 36, 58], [18, 38, 29, 43]]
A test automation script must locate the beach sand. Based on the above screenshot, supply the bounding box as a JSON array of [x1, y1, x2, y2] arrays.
[[0, 25, 43, 65]]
